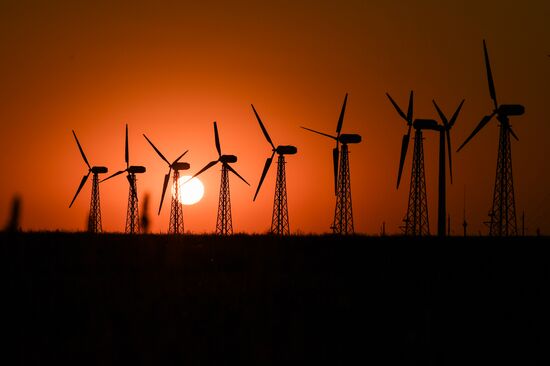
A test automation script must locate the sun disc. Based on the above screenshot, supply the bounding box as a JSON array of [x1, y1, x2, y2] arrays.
[[172, 175, 205, 205]]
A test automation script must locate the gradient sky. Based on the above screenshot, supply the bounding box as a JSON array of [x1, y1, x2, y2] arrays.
[[1, 0, 549, 234]]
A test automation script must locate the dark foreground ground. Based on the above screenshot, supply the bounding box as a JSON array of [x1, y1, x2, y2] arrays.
[[1, 233, 549, 365]]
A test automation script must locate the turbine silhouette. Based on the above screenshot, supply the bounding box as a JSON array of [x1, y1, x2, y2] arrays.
[[143, 133, 189, 234], [69, 130, 108, 233], [386, 91, 430, 236], [301, 93, 361, 234], [188, 121, 249, 235], [251, 104, 297, 235], [457, 39, 523, 236], [102, 124, 146, 234]]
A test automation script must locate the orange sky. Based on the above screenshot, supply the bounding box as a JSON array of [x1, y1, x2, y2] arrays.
[[1, 0, 549, 234]]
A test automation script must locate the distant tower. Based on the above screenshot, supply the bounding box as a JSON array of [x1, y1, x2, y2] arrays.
[[457, 40, 523, 237], [216, 165, 233, 234], [69, 130, 108, 234], [188, 121, 249, 235], [301, 94, 361, 235], [251, 105, 297, 236]]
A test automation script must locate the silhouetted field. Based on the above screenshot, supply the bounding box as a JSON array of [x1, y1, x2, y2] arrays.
[[1, 233, 548, 365]]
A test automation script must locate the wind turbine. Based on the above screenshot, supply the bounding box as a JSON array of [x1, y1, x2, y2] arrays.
[[143, 134, 189, 234], [69, 130, 108, 233], [301, 93, 361, 234], [251, 104, 297, 235], [457, 39, 523, 236], [386, 91, 430, 236], [188, 121, 249, 235], [102, 124, 146, 234]]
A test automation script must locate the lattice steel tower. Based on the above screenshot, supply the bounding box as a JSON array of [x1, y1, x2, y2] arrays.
[[88, 174, 103, 233], [69, 130, 108, 234], [271, 155, 290, 235], [125, 174, 140, 234], [333, 144, 354, 234], [189, 121, 249, 235], [252, 104, 297, 235], [216, 165, 233, 235], [403, 130, 430, 236], [457, 40, 523, 236], [169, 169, 185, 234], [489, 116, 517, 236], [143, 133, 189, 234]]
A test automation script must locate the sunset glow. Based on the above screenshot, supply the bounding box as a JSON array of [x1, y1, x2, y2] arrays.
[[173, 176, 204, 205]]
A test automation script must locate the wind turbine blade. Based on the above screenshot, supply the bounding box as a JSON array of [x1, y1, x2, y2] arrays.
[[336, 93, 348, 135], [127, 175, 137, 200], [100, 170, 126, 183], [158, 171, 171, 215], [432, 100, 449, 126], [69, 173, 90, 208], [190, 160, 219, 181], [406, 90, 414, 124], [508, 126, 519, 141], [143, 134, 170, 166], [253, 151, 275, 201], [225, 163, 250, 186], [213, 121, 221, 156], [483, 40, 498, 109], [251, 104, 276, 149], [396, 131, 410, 189], [300, 126, 337, 140], [456, 113, 495, 152], [333, 147, 339, 194], [446, 129, 453, 184], [172, 150, 189, 165], [385, 93, 408, 122], [449, 99, 465, 127], [72, 130, 91, 169], [125, 124, 129, 168]]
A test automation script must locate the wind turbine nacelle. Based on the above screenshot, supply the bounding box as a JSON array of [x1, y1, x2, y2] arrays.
[[498, 104, 525, 116], [339, 134, 362, 144], [220, 155, 238, 163], [414, 119, 439, 131], [91, 166, 108, 174], [276, 145, 297, 155], [128, 166, 146, 174], [173, 162, 190, 171]]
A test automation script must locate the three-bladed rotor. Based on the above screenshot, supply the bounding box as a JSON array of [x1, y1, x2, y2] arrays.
[[143, 134, 189, 215], [101, 124, 146, 199], [432, 99, 465, 183], [251, 104, 297, 201], [301, 93, 361, 194], [69, 130, 109, 208], [457, 40, 523, 152], [187, 121, 249, 186], [386, 90, 414, 189]]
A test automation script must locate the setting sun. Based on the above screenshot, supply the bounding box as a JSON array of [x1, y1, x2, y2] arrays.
[[173, 175, 205, 205]]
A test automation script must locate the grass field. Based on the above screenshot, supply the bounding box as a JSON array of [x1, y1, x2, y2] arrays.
[[1, 233, 548, 364]]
